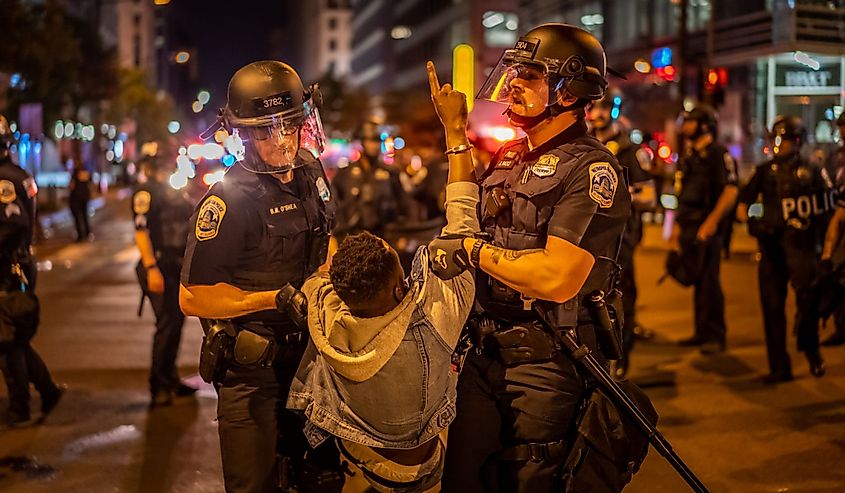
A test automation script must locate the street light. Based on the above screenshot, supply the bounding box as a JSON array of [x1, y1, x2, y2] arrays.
[[175, 51, 190, 64], [197, 90, 211, 105]]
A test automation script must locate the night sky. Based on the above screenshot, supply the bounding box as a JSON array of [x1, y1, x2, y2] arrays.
[[167, 0, 302, 111]]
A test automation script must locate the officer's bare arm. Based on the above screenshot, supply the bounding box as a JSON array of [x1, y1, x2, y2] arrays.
[[822, 207, 845, 260], [179, 283, 279, 319], [710, 185, 738, 222], [462, 235, 594, 303], [735, 202, 750, 223], [134, 231, 157, 269]]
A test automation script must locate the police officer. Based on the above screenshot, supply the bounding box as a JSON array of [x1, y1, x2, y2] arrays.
[[588, 90, 656, 378], [179, 61, 336, 493], [736, 116, 831, 382], [132, 147, 197, 406], [820, 111, 845, 346], [331, 119, 403, 239], [0, 114, 64, 425], [68, 145, 93, 242], [671, 104, 739, 354], [425, 24, 632, 491]]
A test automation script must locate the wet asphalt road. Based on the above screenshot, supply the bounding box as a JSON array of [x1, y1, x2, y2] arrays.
[[2, 195, 845, 492]]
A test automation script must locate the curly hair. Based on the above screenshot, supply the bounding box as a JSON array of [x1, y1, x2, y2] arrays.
[[330, 232, 399, 307]]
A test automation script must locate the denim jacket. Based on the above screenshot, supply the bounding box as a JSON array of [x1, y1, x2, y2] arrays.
[[287, 182, 479, 449]]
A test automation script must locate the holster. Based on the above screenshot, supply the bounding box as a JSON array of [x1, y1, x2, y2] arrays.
[[493, 323, 558, 365], [198, 319, 237, 384], [233, 330, 276, 367], [589, 290, 624, 361]]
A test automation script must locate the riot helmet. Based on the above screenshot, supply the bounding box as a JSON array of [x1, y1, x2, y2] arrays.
[[0, 114, 12, 159], [477, 23, 609, 129], [354, 119, 383, 163], [680, 104, 718, 139], [220, 61, 325, 174], [770, 115, 806, 158]]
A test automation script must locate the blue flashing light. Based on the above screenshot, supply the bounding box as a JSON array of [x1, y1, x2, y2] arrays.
[[610, 107, 620, 120], [394, 137, 406, 150], [651, 47, 672, 69], [379, 131, 389, 141], [613, 96, 622, 105], [222, 154, 236, 167]]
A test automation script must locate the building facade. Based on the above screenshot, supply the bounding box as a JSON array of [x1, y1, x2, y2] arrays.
[[301, 0, 354, 82]]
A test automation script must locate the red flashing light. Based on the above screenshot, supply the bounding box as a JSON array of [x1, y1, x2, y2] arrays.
[[707, 69, 719, 86], [657, 144, 672, 160]]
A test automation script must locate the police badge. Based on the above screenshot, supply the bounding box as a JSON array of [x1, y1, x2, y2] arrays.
[[532, 154, 559, 177], [196, 195, 227, 241], [588, 162, 618, 208]]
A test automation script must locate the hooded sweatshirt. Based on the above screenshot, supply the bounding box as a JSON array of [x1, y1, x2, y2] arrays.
[[287, 182, 479, 449]]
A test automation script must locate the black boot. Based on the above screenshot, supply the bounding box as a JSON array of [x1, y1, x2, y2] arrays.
[[806, 351, 826, 378]]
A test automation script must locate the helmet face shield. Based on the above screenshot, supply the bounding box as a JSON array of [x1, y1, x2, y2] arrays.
[[477, 51, 549, 105], [233, 98, 325, 174]]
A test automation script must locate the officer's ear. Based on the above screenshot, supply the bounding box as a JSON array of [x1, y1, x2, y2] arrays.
[[556, 89, 581, 108]]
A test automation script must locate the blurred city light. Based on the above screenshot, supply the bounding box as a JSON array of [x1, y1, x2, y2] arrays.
[[154, 0, 171, 5], [197, 90, 211, 105], [64, 122, 74, 137], [167, 121, 181, 134], [54, 121, 65, 139], [192, 101, 203, 113], [488, 126, 517, 142], [394, 137, 406, 150], [453, 44, 475, 113], [222, 154, 236, 167], [175, 51, 190, 64], [660, 194, 679, 210], [169, 173, 188, 190], [630, 129, 643, 144], [203, 170, 226, 186], [390, 26, 412, 40], [793, 51, 820, 70], [651, 47, 672, 69], [482, 12, 505, 28], [657, 144, 672, 160], [580, 14, 604, 26], [634, 59, 651, 74]]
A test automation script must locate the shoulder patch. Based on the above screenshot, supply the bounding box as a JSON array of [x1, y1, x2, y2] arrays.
[[532, 154, 559, 177], [196, 195, 227, 241], [606, 140, 620, 156], [133, 190, 151, 215], [0, 180, 16, 204], [316, 177, 331, 202], [588, 162, 618, 208]]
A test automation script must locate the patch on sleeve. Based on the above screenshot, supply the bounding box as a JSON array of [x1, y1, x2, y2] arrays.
[[316, 177, 331, 202], [532, 154, 559, 177], [132, 190, 152, 215], [0, 180, 16, 204], [588, 162, 618, 208], [605, 140, 620, 156], [195, 195, 227, 241], [22, 177, 37, 198]]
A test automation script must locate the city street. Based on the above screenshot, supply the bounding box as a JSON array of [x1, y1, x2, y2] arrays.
[[1, 195, 845, 493]]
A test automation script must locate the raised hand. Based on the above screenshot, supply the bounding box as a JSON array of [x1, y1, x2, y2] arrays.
[[427, 60, 468, 134]]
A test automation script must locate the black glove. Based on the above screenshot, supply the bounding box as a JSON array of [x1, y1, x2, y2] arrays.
[[492, 325, 557, 365], [428, 235, 470, 280], [276, 284, 308, 330]]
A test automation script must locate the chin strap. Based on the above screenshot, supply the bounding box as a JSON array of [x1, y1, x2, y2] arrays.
[[505, 99, 587, 130]]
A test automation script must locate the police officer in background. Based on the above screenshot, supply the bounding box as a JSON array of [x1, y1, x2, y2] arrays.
[[588, 90, 656, 378], [331, 119, 403, 239], [820, 111, 845, 346], [671, 104, 738, 354], [68, 144, 93, 242], [426, 24, 633, 491], [179, 61, 336, 492], [736, 116, 830, 382], [132, 146, 197, 406], [0, 114, 64, 425]]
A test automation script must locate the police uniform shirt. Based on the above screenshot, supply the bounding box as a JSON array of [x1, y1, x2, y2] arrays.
[[831, 145, 845, 208], [739, 157, 835, 234], [0, 157, 36, 249], [181, 151, 335, 298], [132, 180, 194, 257], [479, 119, 631, 323], [331, 159, 401, 235], [675, 142, 738, 226]]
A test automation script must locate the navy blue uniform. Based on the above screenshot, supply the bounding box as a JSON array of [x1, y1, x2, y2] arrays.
[[674, 142, 738, 346], [443, 120, 631, 492], [331, 158, 402, 238], [132, 179, 194, 397], [181, 151, 334, 493], [69, 165, 92, 241], [0, 156, 61, 421], [739, 157, 835, 376]]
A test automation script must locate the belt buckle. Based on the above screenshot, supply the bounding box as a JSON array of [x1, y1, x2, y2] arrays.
[[527, 443, 546, 462]]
